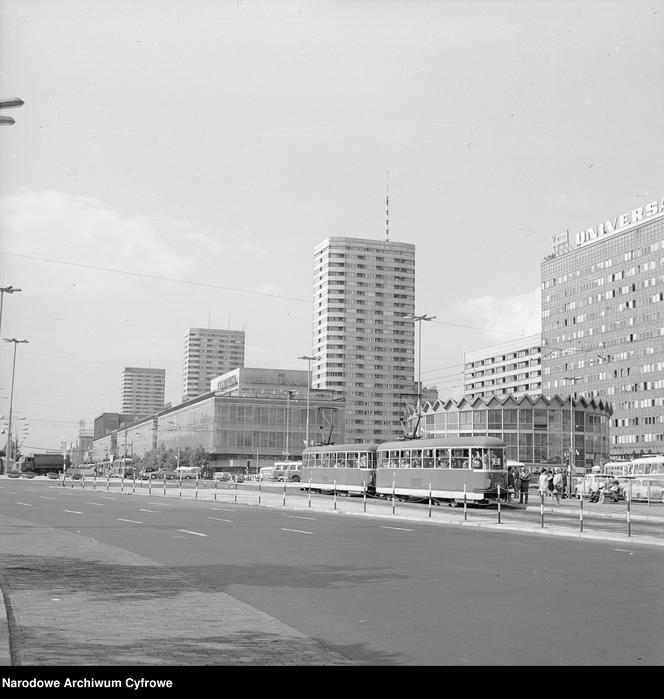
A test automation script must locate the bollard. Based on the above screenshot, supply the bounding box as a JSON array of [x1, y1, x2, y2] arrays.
[[282, 478, 286, 507], [363, 481, 367, 513], [647, 481, 651, 507], [82, 475, 85, 490], [428, 483, 432, 519], [235, 477, 238, 504], [163, 476, 166, 496], [214, 478, 218, 501], [540, 491, 545, 528], [195, 476, 199, 499], [308, 476, 312, 509], [463, 483, 468, 521], [179, 477, 182, 497], [497, 484, 501, 524], [392, 480, 396, 515], [107, 474, 110, 492], [71, 474, 74, 489], [627, 486, 631, 538], [133, 473, 136, 494], [121, 474, 124, 493], [334, 480, 337, 511], [258, 475, 262, 505], [148, 475, 152, 495], [93, 474, 97, 491], [579, 489, 584, 532]]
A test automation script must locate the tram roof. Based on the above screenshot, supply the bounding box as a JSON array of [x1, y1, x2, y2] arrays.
[[378, 436, 506, 450], [303, 443, 382, 453]]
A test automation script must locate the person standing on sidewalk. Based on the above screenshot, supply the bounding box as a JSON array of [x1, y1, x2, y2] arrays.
[[553, 468, 564, 505], [518, 467, 531, 504], [538, 468, 549, 501]]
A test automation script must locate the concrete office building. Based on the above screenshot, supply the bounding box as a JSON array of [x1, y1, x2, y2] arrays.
[[121, 367, 166, 417], [311, 236, 416, 443], [464, 334, 543, 400], [541, 196, 664, 458], [183, 328, 245, 402]]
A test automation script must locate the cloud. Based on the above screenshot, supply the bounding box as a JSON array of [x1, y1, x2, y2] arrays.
[[0, 189, 263, 295], [456, 286, 541, 339]]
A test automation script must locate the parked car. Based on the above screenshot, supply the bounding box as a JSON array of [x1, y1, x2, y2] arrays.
[[151, 469, 177, 480], [573, 473, 612, 498], [21, 470, 36, 479], [619, 477, 664, 503], [213, 471, 231, 482], [7, 470, 20, 478]]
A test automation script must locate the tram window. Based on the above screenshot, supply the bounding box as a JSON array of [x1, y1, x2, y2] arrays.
[[451, 448, 469, 469], [489, 450, 504, 470], [653, 464, 664, 475], [359, 453, 368, 468], [399, 451, 410, 468], [347, 453, 358, 468], [435, 448, 450, 468], [422, 449, 434, 468], [471, 451, 483, 469], [321, 454, 330, 468], [411, 449, 422, 468], [389, 450, 400, 468]]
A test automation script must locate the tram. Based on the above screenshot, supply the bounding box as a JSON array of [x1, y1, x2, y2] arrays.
[[302, 436, 508, 505]]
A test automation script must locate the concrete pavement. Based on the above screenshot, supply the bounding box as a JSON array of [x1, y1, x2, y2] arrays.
[[0, 476, 662, 666]]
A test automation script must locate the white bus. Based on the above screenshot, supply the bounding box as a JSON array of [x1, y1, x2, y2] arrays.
[[272, 461, 303, 482], [601, 461, 631, 477], [625, 455, 664, 477]]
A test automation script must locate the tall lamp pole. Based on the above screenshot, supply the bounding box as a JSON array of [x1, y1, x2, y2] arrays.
[[298, 354, 320, 448], [404, 313, 436, 436], [285, 390, 296, 459], [0, 286, 22, 338], [4, 338, 29, 473], [564, 375, 581, 495]]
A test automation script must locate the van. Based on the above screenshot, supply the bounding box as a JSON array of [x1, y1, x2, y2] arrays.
[[273, 462, 303, 482], [174, 466, 201, 480]]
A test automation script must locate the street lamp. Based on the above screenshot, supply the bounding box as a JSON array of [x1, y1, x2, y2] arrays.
[[0, 286, 23, 338], [404, 313, 436, 435], [3, 338, 29, 473], [298, 354, 320, 447], [564, 375, 581, 496], [0, 97, 24, 126], [284, 390, 297, 459]]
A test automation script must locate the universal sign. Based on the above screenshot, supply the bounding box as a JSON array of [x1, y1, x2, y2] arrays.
[[575, 197, 664, 247]]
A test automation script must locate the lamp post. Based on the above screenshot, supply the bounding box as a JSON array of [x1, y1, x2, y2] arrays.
[[284, 390, 297, 459], [298, 354, 320, 448], [3, 338, 29, 473], [404, 312, 436, 436], [565, 375, 581, 496], [0, 286, 22, 338]]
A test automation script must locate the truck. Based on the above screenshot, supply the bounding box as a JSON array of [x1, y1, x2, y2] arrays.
[[19, 453, 70, 476]]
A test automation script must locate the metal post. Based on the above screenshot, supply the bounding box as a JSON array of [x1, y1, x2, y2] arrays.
[[580, 487, 584, 532], [195, 476, 199, 499], [283, 478, 286, 507], [647, 481, 651, 506], [107, 473, 110, 492], [308, 476, 312, 509], [121, 474, 124, 493], [214, 478, 218, 501], [82, 475, 85, 490], [235, 477, 238, 504], [540, 490, 544, 528], [428, 483, 432, 518], [333, 480, 337, 511], [148, 475, 151, 495], [163, 475, 166, 496], [497, 484, 501, 524], [363, 481, 367, 513], [258, 474, 262, 504], [627, 485, 632, 538], [463, 483, 467, 521], [132, 473, 136, 493], [392, 480, 395, 515], [179, 477, 182, 497], [93, 474, 96, 491]]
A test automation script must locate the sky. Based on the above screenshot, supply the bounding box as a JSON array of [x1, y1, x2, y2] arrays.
[[0, 0, 662, 453]]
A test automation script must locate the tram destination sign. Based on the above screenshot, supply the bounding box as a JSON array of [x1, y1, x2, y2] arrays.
[[575, 196, 664, 248]]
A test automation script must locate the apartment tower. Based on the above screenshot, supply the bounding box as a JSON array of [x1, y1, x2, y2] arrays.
[[121, 367, 166, 417], [311, 236, 416, 443], [182, 328, 245, 402]]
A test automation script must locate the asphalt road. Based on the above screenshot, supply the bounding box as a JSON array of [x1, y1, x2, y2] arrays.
[[1, 479, 662, 665]]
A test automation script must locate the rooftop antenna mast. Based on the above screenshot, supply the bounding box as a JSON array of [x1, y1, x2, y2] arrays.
[[385, 170, 390, 242]]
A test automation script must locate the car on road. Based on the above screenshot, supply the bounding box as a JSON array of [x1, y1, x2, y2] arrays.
[[274, 463, 302, 482], [213, 471, 231, 482], [151, 469, 177, 480]]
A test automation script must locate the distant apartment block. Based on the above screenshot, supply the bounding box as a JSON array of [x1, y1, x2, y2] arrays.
[[121, 367, 166, 417], [311, 236, 416, 443], [464, 334, 542, 400], [182, 328, 245, 402]]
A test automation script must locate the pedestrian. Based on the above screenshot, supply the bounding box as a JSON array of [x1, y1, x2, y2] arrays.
[[538, 468, 549, 501], [547, 469, 555, 500], [518, 467, 531, 504], [507, 466, 516, 501], [553, 468, 564, 505]]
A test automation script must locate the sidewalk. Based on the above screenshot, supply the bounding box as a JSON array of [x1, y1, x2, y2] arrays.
[[0, 477, 662, 666]]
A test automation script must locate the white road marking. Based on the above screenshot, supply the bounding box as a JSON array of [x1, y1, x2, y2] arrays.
[[139, 509, 160, 513], [64, 510, 83, 515], [84, 502, 104, 506], [177, 529, 207, 537], [380, 526, 414, 532], [118, 518, 142, 524], [40, 496, 56, 500], [149, 502, 171, 506], [210, 507, 235, 512], [281, 528, 313, 535], [613, 549, 635, 555], [207, 517, 232, 523], [16, 502, 33, 507], [98, 496, 117, 501], [288, 515, 316, 520]]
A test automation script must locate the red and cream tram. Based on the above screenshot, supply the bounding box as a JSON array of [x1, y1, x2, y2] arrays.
[[301, 443, 381, 494]]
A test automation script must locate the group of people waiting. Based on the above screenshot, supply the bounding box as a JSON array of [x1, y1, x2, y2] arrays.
[[506, 466, 568, 505]]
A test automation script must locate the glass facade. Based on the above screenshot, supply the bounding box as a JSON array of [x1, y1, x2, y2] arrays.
[[419, 394, 611, 471], [542, 207, 664, 458]]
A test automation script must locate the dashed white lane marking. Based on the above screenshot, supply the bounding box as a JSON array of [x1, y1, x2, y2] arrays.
[[613, 548, 635, 554], [207, 517, 232, 523], [84, 501, 104, 506], [16, 502, 32, 507], [149, 502, 171, 506], [210, 507, 235, 512], [288, 515, 316, 520], [40, 496, 56, 500], [380, 525, 414, 532], [138, 509, 160, 513], [118, 518, 143, 524], [281, 528, 313, 535], [177, 529, 207, 537], [98, 496, 117, 500], [64, 510, 83, 515]]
